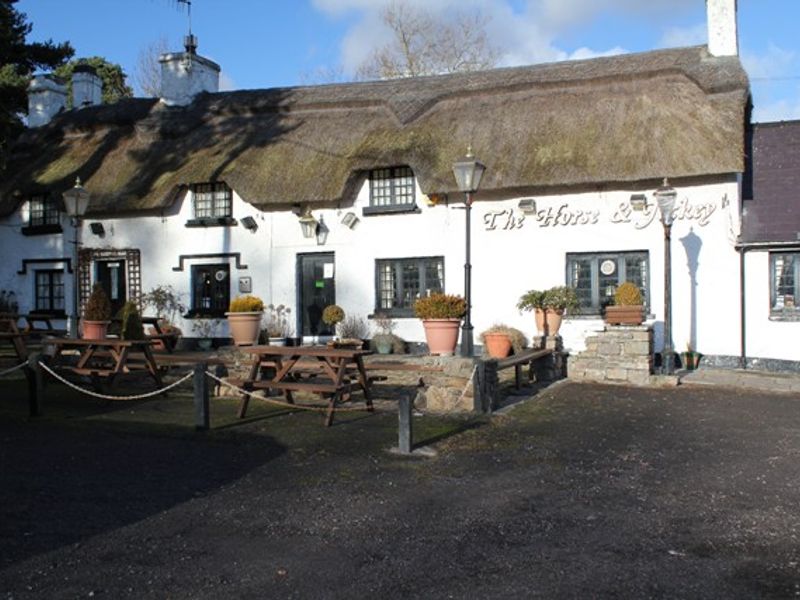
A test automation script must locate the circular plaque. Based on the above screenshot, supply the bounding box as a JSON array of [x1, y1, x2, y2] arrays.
[[600, 260, 616, 276], [215, 270, 228, 282]]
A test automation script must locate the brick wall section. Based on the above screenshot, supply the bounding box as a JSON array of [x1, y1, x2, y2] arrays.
[[569, 325, 654, 386]]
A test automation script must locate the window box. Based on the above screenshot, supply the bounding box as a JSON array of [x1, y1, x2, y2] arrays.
[[185, 217, 238, 228]]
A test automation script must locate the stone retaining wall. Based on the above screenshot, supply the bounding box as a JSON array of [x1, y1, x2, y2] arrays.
[[569, 326, 654, 386]]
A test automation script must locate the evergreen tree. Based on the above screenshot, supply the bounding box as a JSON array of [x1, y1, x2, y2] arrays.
[[54, 57, 133, 107]]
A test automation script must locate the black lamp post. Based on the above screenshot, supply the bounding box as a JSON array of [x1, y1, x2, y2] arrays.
[[452, 146, 486, 358], [654, 178, 677, 375], [62, 177, 90, 337]]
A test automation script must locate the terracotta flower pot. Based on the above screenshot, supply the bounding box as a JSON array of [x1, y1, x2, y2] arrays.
[[604, 305, 644, 326], [82, 320, 110, 340], [483, 332, 512, 358], [421, 318, 461, 356], [226, 312, 262, 346], [534, 308, 564, 337]]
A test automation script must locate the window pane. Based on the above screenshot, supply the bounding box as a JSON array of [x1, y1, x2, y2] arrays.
[[401, 262, 420, 307], [370, 166, 415, 207], [375, 257, 443, 314], [193, 183, 232, 218], [566, 251, 649, 314], [772, 253, 798, 311], [377, 263, 396, 309], [569, 258, 593, 311]]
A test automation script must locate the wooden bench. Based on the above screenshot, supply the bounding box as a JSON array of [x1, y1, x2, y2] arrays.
[[475, 347, 558, 413], [496, 348, 554, 390]]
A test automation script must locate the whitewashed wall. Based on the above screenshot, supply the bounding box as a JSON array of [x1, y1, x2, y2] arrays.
[[0, 175, 758, 361]]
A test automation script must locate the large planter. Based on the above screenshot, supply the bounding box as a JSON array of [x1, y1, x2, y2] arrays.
[[483, 332, 512, 358], [82, 320, 110, 340], [534, 308, 564, 337], [605, 305, 644, 326], [421, 318, 461, 356], [226, 312, 262, 346]]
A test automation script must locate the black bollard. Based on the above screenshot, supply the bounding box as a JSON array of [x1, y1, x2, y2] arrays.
[[398, 395, 412, 454], [193, 362, 210, 430]]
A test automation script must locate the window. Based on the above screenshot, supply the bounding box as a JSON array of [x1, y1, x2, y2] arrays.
[[376, 257, 444, 316], [189, 263, 230, 317], [187, 182, 234, 226], [22, 195, 62, 235], [365, 166, 417, 215], [566, 251, 649, 315], [771, 252, 800, 316], [34, 270, 65, 315]]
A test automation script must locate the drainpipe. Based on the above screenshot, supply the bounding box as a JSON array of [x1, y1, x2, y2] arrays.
[[738, 246, 746, 369]]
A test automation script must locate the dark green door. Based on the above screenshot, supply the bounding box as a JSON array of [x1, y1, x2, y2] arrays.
[[96, 260, 126, 316], [298, 253, 335, 337]]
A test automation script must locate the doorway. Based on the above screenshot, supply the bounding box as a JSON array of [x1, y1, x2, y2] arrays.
[[96, 259, 127, 316], [298, 253, 335, 337]]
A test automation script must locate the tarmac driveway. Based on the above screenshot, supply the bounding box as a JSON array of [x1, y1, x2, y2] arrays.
[[0, 380, 798, 598]]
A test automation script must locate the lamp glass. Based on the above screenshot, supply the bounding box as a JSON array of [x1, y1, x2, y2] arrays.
[[315, 217, 328, 246], [654, 178, 677, 226], [62, 177, 90, 217], [452, 158, 486, 193], [299, 212, 318, 238]]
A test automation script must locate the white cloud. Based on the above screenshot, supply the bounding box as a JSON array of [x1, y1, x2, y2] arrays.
[[660, 23, 707, 48], [752, 98, 800, 123], [742, 43, 796, 80]]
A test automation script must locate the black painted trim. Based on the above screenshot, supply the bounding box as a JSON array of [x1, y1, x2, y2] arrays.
[[185, 217, 238, 228], [17, 258, 72, 275], [172, 252, 248, 271], [21, 224, 63, 236], [362, 204, 420, 216]]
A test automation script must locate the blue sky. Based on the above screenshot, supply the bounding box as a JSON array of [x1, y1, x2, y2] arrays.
[[16, 0, 800, 122]]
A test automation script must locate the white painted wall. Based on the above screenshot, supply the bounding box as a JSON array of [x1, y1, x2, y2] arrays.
[[159, 52, 220, 107], [0, 176, 760, 362], [27, 75, 67, 128]]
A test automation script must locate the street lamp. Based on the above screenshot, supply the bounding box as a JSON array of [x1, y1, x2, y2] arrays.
[[452, 146, 486, 358], [654, 178, 677, 375], [62, 177, 90, 337]]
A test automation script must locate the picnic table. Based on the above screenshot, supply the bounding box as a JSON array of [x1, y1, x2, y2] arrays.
[[109, 316, 179, 352], [235, 345, 374, 426], [22, 313, 67, 337], [0, 314, 28, 362], [46, 337, 165, 392]]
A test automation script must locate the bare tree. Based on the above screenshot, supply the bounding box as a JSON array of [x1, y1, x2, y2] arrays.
[[356, 2, 499, 80], [133, 36, 170, 97]]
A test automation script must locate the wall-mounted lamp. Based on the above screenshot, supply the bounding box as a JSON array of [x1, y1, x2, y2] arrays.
[[518, 198, 537, 214], [89, 222, 105, 236], [341, 211, 359, 229], [241, 216, 258, 231], [316, 216, 329, 246], [298, 208, 318, 238], [426, 193, 447, 207], [629, 194, 649, 211]]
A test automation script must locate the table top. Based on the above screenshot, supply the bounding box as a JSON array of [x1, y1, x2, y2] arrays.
[[240, 345, 371, 358], [47, 338, 156, 348]]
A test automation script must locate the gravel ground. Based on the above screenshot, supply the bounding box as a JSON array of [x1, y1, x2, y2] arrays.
[[1, 379, 799, 598]]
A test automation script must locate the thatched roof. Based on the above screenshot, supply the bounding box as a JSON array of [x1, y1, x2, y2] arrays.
[[0, 45, 749, 217]]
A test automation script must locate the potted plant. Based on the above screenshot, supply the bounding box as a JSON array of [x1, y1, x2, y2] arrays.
[[413, 293, 466, 356], [681, 343, 702, 370], [117, 301, 145, 340], [517, 286, 578, 337], [82, 283, 112, 339], [226, 294, 264, 346], [322, 304, 345, 337], [262, 304, 293, 345], [604, 281, 644, 326], [371, 313, 399, 354], [479, 324, 528, 359], [192, 318, 221, 350], [335, 314, 369, 349], [141, 284, 185, 347]]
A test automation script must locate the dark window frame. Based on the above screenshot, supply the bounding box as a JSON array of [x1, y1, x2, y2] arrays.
[[22, 194, 63, 235], [187, 263, 231, 318], [364, 166, 418, 216], [187, 182, 234, 226], [34, 269, 66, 316], [770, 252, 800, 318], [374, 256, 444, 317], [566, 250, 650, 315]]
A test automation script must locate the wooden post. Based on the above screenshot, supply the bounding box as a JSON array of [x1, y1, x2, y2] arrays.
[[25, 352, 43, 418], [193, 362, 210, 431], [398, 395, 412, 454]]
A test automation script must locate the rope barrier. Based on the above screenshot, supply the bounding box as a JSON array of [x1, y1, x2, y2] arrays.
[[204, 370, 374, 413], [38, 361, 194, 401], [0, 361, 29, 378], [457, 365, 477, 404]]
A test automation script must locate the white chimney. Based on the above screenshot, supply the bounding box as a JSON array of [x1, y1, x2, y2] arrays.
[[72, 64, 102, 108], [706, 0, 738, 57], [158, 35, 220, 107], [27, 74, 67, 128]]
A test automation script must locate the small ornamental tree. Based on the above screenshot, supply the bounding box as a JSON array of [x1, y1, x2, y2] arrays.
[[413, 293, 466, 319], [83, 284, 112, 321], [322, 304, 345, 326], [117, 301, 145, 340]]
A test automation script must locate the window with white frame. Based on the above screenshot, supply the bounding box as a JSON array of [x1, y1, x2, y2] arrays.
[[366, 166, 416, 213], [189, 263, 230, 317], [34, 270, 65, 314], [376, 256, 444, 316], [567, 251, 649, 315], [192, 182, 232, 219], [770, 252, 800, 315], [22, 194, 62, 235]]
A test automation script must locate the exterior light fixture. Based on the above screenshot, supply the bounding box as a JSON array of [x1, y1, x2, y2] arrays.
[[316, 216, 329, 246], [452, 146, 486, 358], [653, 177, 678, 375], [241, 216, 258, 231], [518, 198, 537, 214], [629, 194, 648, 211], [89, 222, 105, 236], [62, 177, 90, 337], [341, 212, 359, 229], [298, 208, 318, 238]]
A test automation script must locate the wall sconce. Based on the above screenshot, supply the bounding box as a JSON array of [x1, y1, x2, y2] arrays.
[[298, 208, 318, 238], [241, 216, 258, 231], [341, 212, 359, 229], [426, 193, 447, 207], [629, 194, 648, 211], [316, 216, 329, 246], [518, 198, 537, 214], [89, 222, 105, 236]]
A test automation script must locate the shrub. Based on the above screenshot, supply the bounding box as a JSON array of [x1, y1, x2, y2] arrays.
[[516, 289, 546, 312], [371, 333, 406, 354], [228, 295, 264, 313], [413, 293, 466, 319], [83, 284, 112, 321], [338, 315, 369, 339], [322, 304, 345, 326], [117, 301, 145, 340], [479, 324, 529, 354], [614, 281, 643, 306], [141, 285, 185, 323], [543, 286, 579, 312], [263, 304, 293, 338]]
